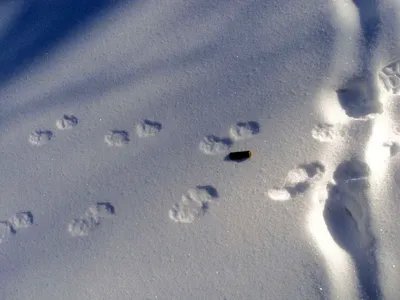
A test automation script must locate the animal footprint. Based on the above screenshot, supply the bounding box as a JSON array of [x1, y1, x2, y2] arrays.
[[136, 120, 162, 137], [311, 123, 344, 142], [104, 130, 129, 147], [379, 61, 400, 94], [0, 211, 34, 244], [169, 186, 218, 223], [8, 211, 33, 231], [199, 135, 232, 155], [267, 161, 325, 201], [29, 130, 52, 146], [68, 202, 115, 237], [68, 218, 98, 237], [56, 115, 78, 130], [86, 202, 115, 218], [229, 121, 260, 141]]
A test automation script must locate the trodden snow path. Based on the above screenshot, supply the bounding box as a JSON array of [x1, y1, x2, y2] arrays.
[[303, 1, 400, 300], [0, 0, 400, 300]]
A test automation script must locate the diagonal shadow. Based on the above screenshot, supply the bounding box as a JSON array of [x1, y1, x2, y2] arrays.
[[323, 157, 382, 300], [0, 4, 322, 129], [0, 0, 126, 86]]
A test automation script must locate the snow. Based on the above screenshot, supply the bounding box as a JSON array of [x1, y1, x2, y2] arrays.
[[0, 0, 400, 299]]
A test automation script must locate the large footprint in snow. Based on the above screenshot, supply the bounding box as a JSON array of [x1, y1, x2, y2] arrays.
[[323, 157, 381, 299], [323, 157, 371, 246], [267, 161, 325, 201], [337, 77, 383, 119]]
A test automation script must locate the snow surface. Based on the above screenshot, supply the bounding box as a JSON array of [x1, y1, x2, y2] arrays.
[[0, 0, 400, 299]]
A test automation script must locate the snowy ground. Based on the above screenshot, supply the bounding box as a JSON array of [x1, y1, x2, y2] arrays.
[[0, 0, 399, 299]]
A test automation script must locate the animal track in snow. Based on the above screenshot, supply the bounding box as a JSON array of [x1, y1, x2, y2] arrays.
[[29, 130, 52, 146], [229, 121, 260, 141], [68, 218, 99, 237], [337, 77, 382, 119], [136, 120, 162, 137], [379, 60, 400, 94], [104, 130, 129, 147], [199, 135, 232, 155], [86, 202, 115, 219], [311, 123, 344, 142], [0, 211, 34, 244], [56, 115, 78, 130], [68, 202, 115, 237], [8, 211, 33, 231], [169, 186, 218, 223], [267, 161, 325, 201]]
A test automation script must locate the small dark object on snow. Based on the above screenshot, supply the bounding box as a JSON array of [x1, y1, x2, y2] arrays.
[[227, 150, 252, 162]]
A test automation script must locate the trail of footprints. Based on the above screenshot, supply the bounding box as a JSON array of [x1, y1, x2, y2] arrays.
[[9, 51, 398, 300], [28, 114, 78, 146], [22, 61, 400, 242], [169, 121, 260, 223], [29, 115, 259, 157], [29, 116, 163, 147], [0, 205, 116, 241], [25, 116, 260, 230], [104, 120, 163, 147]]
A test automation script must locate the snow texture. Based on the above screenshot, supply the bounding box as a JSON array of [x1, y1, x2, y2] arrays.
[[1, 0, 400, 300]]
